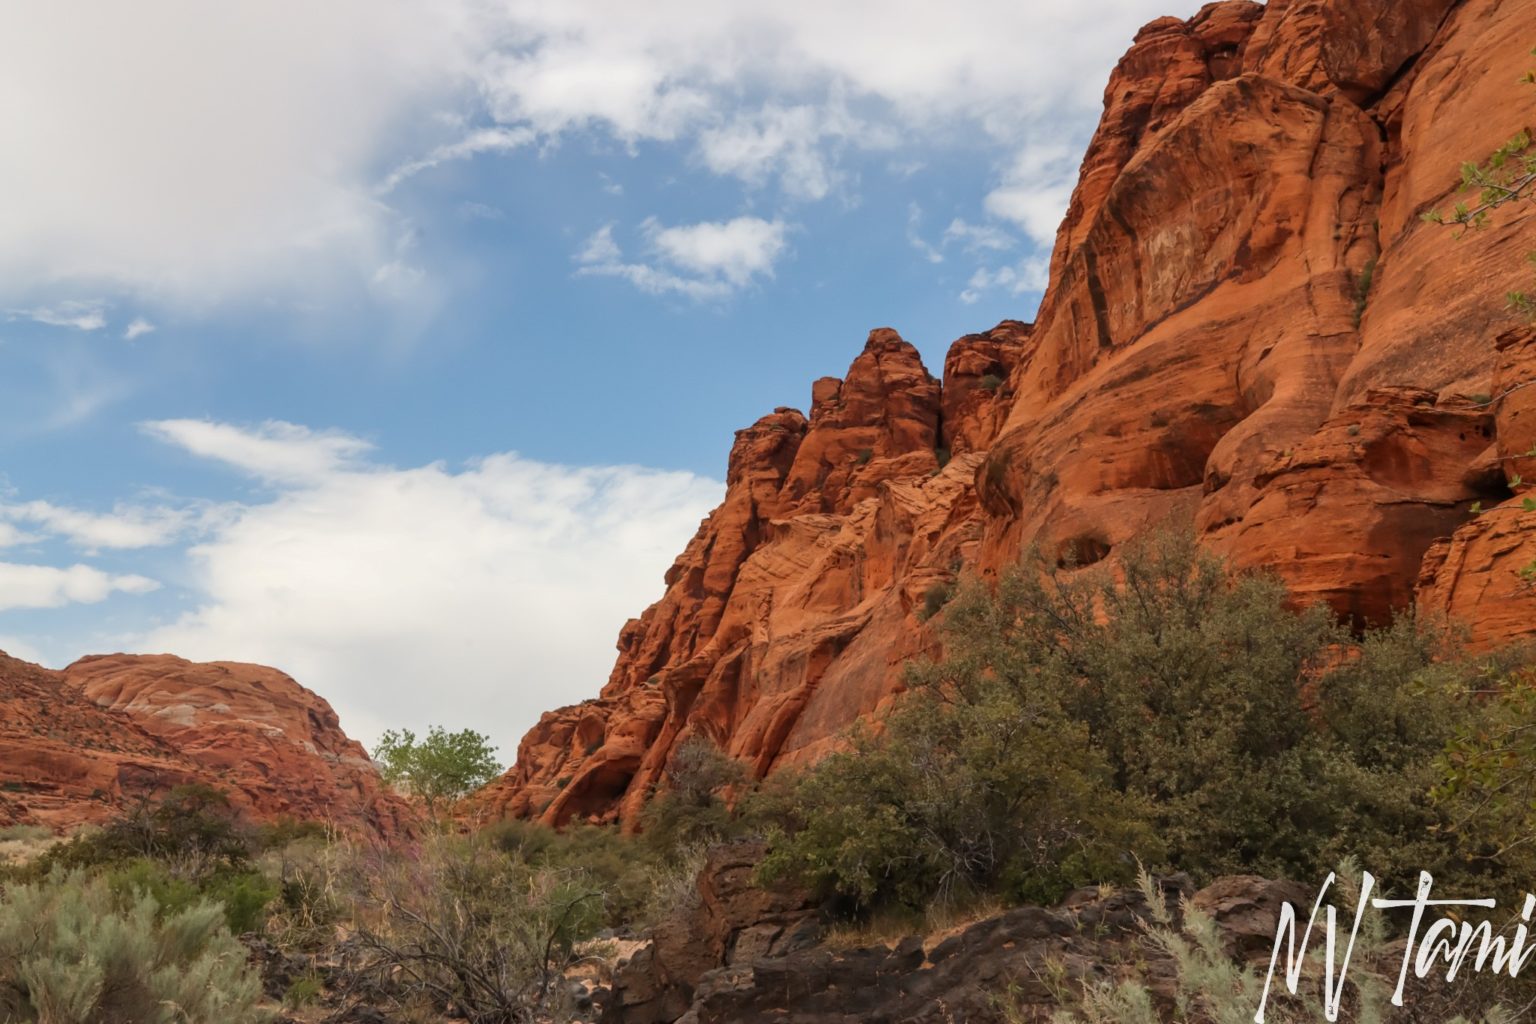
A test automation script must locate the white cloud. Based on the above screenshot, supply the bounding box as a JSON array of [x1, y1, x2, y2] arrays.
[[576, 225, 624, 267], [647, 217, 788, 286], [135, 420, 722, 753], [576, 217, 788, 301], [0, 562, 159, 612], [0, 523, 37, 549], [1, 500, 195, 552], [141, 419, 375, 484], [908, 208, 1019, 266], [479, 43, 712, 142], [983, 143, 1083, 245], [959, 256, 1050, 304], [697, 101, 889, 201], [123, 317, 156, 340], [943, 218, 1015, 253], [2, 0, 1200, 311], [10, 301, 107, 331], [0, 2, 476, 307], [906, 205, 945, 265]]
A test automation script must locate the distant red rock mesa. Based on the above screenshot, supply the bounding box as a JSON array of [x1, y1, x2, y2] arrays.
[[478, 0, 1536, 831], [0, 651, 408, 836]]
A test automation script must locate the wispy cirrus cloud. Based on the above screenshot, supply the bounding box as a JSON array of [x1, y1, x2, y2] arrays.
[[376, 126, 536, 195], [9, 301, 107, 331], [0, 496, 230, 554], [140, 419, 375, 485]]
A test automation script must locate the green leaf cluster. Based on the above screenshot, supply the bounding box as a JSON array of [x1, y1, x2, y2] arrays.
[[373, 725, 502, 817]]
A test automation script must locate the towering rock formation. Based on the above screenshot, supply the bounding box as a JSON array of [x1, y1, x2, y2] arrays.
[[0, 650, 408, 836], [485, 0, 1536, 829], [478, 323, 1030, 828]]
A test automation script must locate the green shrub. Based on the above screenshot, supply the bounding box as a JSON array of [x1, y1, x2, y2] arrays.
[[479, 744, 753, 932], [758, 667, 1155, 915], [204, 870, 280, 934], [283, 970, 324, 1010], [251, 817, 329, 852], [21, 790, 285, 936], [482, 819, 657, 928], [978, 373, 1004, 393], [918, 580, 954, 622], [1434, 662, 1536, 873], [105, 858, 278, 934], [0, 871, 268, 1024], [39, 784, 253, 875], [640, 735, 749, 855], [761, 527, 1533, 918], [257, 833, 353, 951], [353, 835, 605, 1023]]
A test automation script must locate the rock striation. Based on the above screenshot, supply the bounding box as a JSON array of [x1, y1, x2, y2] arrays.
[[487, 0, 1536, 829], [0, 650, 407, 836]]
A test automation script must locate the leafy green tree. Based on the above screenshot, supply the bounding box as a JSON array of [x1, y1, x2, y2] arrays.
[[373, 726, 502, 818]]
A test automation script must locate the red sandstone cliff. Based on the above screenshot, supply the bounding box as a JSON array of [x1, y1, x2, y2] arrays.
[[483, 0, 1536, 830], [0, 650, 408, 837]]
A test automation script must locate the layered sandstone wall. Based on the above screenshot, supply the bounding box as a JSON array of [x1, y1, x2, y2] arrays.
[[484, 0, 1536, 830]]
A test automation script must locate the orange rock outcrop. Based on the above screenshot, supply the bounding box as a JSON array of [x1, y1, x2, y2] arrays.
[[1, 650, 407, 836], [487, 0, 1536, 829]]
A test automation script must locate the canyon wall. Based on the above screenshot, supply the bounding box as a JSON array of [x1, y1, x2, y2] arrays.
[[481, 0, 1536, 830]]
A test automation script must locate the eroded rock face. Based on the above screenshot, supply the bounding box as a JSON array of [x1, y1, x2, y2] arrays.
[[476, 328, 1021, 829], [1, 650, 407, 836], [486, 0, 1536, 827], [0, 651, 205, 833]]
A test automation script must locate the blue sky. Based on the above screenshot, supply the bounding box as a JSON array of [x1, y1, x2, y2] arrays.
[[0, 0, 1202, 757]]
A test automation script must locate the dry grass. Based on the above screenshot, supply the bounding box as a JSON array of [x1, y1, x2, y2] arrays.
[[0, 823, 58, 866], [820, 894, 1009, 952]]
